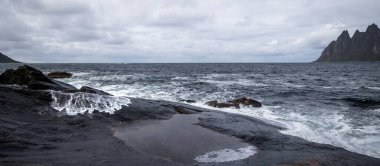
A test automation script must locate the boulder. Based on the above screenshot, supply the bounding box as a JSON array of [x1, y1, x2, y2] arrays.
[[205, 100, 238, 109], [47, 72, 73, 79], [229, 97, 262, 108], [64, 86, 112, 96], [79, 86, 112, 96], [0, 65, 77, 91], [205, 97, 262, 109]]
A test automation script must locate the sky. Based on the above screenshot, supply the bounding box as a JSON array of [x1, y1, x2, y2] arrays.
[[1, 0, 380, 63]]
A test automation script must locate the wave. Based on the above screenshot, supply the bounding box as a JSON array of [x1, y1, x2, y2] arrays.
[[50, 91, 131, 115], [72, 72, 92, 77], [367, 87, 380, 90], [190, 103, 380, 159]]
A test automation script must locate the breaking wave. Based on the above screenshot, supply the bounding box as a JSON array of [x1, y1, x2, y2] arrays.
[[50, 91, 131, 115]]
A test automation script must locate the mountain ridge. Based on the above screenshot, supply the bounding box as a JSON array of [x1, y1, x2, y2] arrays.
[[315, 23, 380, 62], [0, 52, 20, 63]]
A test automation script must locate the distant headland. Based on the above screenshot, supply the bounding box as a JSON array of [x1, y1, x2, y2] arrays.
[[315, 23, 380, 62], [0, 52, 20, 63]]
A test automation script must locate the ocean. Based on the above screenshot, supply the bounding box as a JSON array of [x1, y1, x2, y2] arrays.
[[1, 63, 380, 159]]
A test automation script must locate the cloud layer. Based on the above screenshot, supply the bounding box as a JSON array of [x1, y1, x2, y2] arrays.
[[1, 0, 380, 63]]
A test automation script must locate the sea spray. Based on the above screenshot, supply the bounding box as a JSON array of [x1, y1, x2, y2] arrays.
[[50, 91, 130, 115]]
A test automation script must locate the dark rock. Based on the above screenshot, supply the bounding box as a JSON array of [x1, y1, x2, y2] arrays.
[[316, 23, 380, 62], [0, 65, 76, 91], [47, 72, 73, 79], [178, 99, 196, 103], [161, 104, 201, 114], [64, 86, 112, 96], [205, 100, 239, 108], [229, 97, 262, 108], [343, 97, 380, 108], [205, 97, 262, 109], [79, 86, 112, 96], [0, 52, 20, 63]]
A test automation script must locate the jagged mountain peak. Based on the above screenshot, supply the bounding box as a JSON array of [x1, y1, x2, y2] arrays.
[[340, 30, 350, 37], [366, 23, 379, 33], [315, 23, 380, 62]]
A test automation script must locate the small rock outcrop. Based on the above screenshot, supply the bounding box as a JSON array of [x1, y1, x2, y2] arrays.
[[229, 97, 262, 108], [63, 86, 112, 96], [205, 97, 262, 109], [315, 23, 380, 62], [178, 99, 196, 103], [0, 65, 76, 91], [47, 72, 73, 79], [79, 86, 112, 96], [205, 100, 238, 108], [0, 52, 20, 63]]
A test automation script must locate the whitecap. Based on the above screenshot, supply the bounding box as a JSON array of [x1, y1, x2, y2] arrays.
[[367, 87, 380, 90], [73, 72, 92, 77]]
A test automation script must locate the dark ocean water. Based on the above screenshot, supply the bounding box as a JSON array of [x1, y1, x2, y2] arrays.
[[1, 63, 380, 158]]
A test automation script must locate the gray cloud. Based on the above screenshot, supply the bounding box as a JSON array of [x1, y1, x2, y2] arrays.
[[0, 0, 380, 63]]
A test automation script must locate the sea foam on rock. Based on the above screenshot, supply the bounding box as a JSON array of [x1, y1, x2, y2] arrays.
[[50, 91, 131, 115], [0, 65, 128, 115], [194, 146, 257, 163]]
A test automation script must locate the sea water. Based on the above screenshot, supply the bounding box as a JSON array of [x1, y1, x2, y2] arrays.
[[1, 63, 379, 159]]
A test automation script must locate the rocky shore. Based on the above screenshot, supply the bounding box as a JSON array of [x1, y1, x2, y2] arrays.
[[1, 65, 380, 166]]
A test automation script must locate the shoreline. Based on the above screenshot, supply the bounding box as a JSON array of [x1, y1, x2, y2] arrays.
[[0, 65, 380, 165]]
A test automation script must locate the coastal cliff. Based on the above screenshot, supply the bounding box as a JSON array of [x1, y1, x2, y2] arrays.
[[315, 23, 380, 62], [0, 52, 20, 63]]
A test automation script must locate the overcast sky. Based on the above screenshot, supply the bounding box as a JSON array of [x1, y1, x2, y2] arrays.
[[1, 0, 380, 63]]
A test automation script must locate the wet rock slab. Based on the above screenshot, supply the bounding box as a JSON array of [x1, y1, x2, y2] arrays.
[[113, 114, 256, 164]]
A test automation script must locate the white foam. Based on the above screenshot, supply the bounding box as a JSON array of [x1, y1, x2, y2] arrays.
[[73, 72, 92, 76], [200, 79, 267, 87], [195, 146, 256, 163], [367, 87, 380, 90], [321, 86, 345, 89], [190, 103, 380, 159], [192, 103, 288, 128], [278, 110, 380, 159], [50, 91, 130, 115], [171, 76, 190, 80]]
